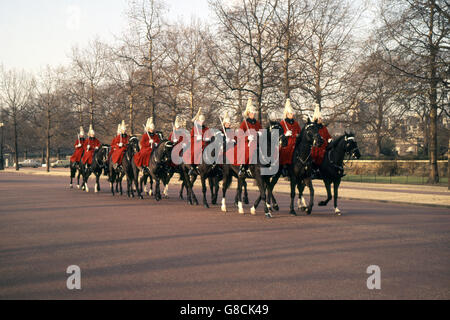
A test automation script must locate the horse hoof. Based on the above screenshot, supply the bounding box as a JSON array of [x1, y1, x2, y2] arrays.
[[265, 212, 272, 218], [77, 185, 80, 189], [204, 203, 209, 209], [318, 201, 327, 206], [69, 184, 73, 189], [238, 202, 244, 214], [221, 206, 227, 212], [250, 206, 256, 215], [273, 204, 279, 211], [306, 208, 312, 215], [335, 207, 342, 215], [140, 195, 144, 200], [289, 210, 297, 216], [300, 206, 307, 212], [244, 198, 249, 205]]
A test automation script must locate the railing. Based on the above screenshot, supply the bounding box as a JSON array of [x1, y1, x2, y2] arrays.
[[342, 174, 448, 186]]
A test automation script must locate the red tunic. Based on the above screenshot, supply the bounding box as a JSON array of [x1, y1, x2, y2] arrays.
[[111, 135, 129, 165], [238, 119, 262, 164], [169, 131, 186, 166], [70, 138, 87, 163], [109, 135, 120, 159], [134, 132, 161, 167], [82, 137, 101, 165], [190, 125, 211, 164], [280, 119, 301, 165], [311, 125, 332, 165]]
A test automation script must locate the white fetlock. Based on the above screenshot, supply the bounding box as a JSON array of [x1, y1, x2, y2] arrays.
[[238, 201, 244, 214], [221, 198, 227, 212], [144, 185, 148, 193], [250, 206, 256, 215], [266, 203, 271, 210], [163, 185, 169, 198], [95, 183, 98, 193], [297, 198, 301, 209], [335, 207, 341, 215], [70, 184, 73, 189], [149, 189, 153, 196], [77, 185, 80, 189], [85, 185, 89, 193], [301, 196, 307, 207]]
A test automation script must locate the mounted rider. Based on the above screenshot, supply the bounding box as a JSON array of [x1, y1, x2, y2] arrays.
[[109, 124, 121, 160], [311, 104, 332, 177], [238, 98, 262, 177], [111, 120, 129, 169], [81, 124, 101, 166], [70, 126, 87, 163], [134, 117, 162, 172], [189, 107, 212, 175], [169, 116, 188, 166], [218, 111, 237, 165], [280, 98, 301, 177]]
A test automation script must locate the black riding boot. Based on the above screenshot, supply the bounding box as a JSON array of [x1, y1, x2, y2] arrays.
[[238, 164, 246, 177], [281, 165, 288, 177]]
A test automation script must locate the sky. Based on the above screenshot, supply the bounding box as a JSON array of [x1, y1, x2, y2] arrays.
[[0, 0, 212, 73]]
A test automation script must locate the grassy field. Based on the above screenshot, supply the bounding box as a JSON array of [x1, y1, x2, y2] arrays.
[[342, 174, 448, 186]]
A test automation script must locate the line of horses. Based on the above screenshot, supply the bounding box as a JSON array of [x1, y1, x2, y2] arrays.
[[69, 119, 361, 218]]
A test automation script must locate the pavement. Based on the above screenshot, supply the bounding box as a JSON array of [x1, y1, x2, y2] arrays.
[[0, 172, 449, 299]]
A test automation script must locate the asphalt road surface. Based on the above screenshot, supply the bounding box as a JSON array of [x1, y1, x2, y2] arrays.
[[0, 172, 449, 299]]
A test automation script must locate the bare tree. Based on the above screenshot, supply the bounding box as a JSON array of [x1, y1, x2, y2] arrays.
[[0, 66, 33, 170], [379, 0, 449, 183], [71, 39, 108, 128]]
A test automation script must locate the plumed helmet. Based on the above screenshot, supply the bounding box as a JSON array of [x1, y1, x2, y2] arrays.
[[192, 107, 205, 123], [174, 116, 185, 129], [145, 117, 154, 131], [120, 120, 127, 134], [79, 126, 85, 137], [243, 97, 257, 118], [312, 103, 322, 121], [88, 124, 95, 137], [284, 98, 294, 118], [222, 111, 231, 125]]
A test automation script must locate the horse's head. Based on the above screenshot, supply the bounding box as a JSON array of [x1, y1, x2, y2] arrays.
[[156, 139, 174, 164], [100, 144, 110, 164], [343, 132, 361, 159], [128, 136, 140, 154], [303, 118, 323, 148], [267, 120, 288, 148]]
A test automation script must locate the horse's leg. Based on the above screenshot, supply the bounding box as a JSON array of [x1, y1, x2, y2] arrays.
[[70, 166, 75, 188], [318, 179, 332, 206], [119, 173, 124, 195], [333, 178, 342, 215], [155, 178, 161, 201], [110, 167, 115, 196], [95, 171, 100, 192], [255, 172, 270, 218], [221, 168, 232, 212], [208, 176, 215, 205], [84, 167, 91, 193], [243, 179, 249, 204], [179, 180, 184, 199], [304, 177, 314, 215], [297, 183, 308, 211], [269, 173, 281, 211], [289, 176, 297, 216], [201, 175, 209, 208], [237, 177, 244, 214], [190, 174, 199, 205], [77, 168, 81, 189]]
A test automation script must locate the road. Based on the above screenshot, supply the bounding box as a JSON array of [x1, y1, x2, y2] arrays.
[[0, 172, 449, 299]]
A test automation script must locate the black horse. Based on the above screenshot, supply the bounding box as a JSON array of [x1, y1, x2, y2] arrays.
[[220, 120, 287, 218], [288, 119, 323, 215], [315, 132, 361, 215], [140, 139, 175, 201], [80, 144, 110, 193], [108, 136, 139, 197], [69, 153, 84, 190]]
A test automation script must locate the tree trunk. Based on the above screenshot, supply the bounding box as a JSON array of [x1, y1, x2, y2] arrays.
[[427, 3, 439, 184], [375, 133, 382, 158], [447, 138, 449, 190], [46, 108, 51, 172], [13, 115, 18, 171]]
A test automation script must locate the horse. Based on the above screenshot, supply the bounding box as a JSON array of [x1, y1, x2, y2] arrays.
[[140, 139, 175, 201], [315, 132, 361, 215], [108, 136, 139, 197], [220, 120, 287, 218], [80, 144, 110, 193], [287, 119, 323, 215], [69, 153, 84, 190]]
